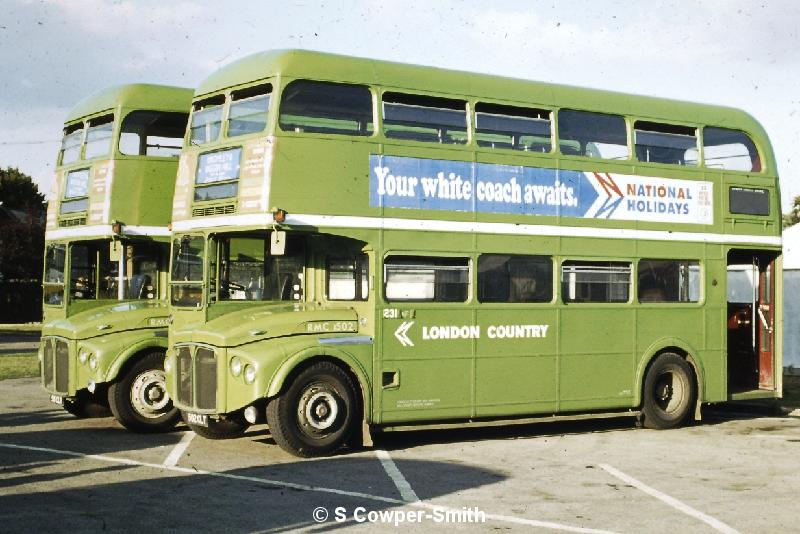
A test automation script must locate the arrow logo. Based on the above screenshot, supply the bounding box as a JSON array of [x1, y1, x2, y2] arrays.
[[394, 321, 414, 347]]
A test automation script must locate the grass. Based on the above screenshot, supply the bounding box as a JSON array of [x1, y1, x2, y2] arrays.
[[0, 323, 42, 334], [0, 352, 39, 380]]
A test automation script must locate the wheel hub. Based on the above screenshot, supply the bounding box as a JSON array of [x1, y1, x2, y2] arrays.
[[654, 371, 685, 414], [302, 389, 339, 431], [131, 370, 170, 418]]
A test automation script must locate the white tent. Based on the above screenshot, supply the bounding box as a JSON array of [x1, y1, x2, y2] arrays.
[[783, 224, 800, 368]]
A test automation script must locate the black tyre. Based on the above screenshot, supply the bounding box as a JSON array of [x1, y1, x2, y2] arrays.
[[108, 351, 179, 433], [182, 410, 249, 439], [266, 361, 358, 457], [641, 352, 696, 430], [63, 390, 112, 418]]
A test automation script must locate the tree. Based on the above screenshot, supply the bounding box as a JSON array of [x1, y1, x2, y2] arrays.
[[0, 167, 46, 215], [784, 195, 800, 229], [0, 167, 45, 322], [0, 167, 45, 281]]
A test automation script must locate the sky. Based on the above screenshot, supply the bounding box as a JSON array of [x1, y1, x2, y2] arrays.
[[1, 0, 799, 210]]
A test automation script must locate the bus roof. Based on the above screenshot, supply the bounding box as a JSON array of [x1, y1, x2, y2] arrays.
[[64, 83, 193, 124], [195, 49, 771, 160]]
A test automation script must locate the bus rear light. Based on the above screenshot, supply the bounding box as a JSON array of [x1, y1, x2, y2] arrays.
[[111, 220, 123, 234]]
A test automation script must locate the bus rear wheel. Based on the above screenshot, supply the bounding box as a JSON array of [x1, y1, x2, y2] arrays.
[[642, 352, 696, 430], [266, 361, 357, 457], [108, 351, 179, 433]]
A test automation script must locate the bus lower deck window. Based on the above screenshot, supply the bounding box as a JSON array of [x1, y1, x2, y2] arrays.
[[561, 261, 631, 303], [384, 256, 470, 302]]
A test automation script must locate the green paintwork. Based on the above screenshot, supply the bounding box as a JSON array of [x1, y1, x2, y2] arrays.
[[41, 84, 191, 400], [167, 50, 782, 429], [171, 302, 358, 347]]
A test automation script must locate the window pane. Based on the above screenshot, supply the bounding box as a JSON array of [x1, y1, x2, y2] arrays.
[[478, 254, 552, 302], [120, 243, 162, 300], [558, 110, 627, 159], [228, 85, 271, 138], [70, 242, 114, 300], [60, 126, 84, 164], [217, 233, 304, 301], [171, 235, 204, 282], [44, 244, 66, 283], [383, 93, 467, 144], [638, 260, 700, 302], [190, 98, 224, 145], [64, 168, 90, 198], [59, 198, 89, 214], [475, 103, 551, 152], [385, 256, 469, 302], [561, 261, 631, 303], [120, 111, 188, 156], [634, 121, 698, 166], [703, 127, 760, 172], [729, 187, 769, 216], [279, 80, 373, 136], [727, 264, 756, 304], [84, 116, 114, 159], [328, 255, 369, 301]]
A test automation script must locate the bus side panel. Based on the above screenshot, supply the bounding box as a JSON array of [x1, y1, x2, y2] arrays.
[[559, 307, 636, 410], [474, 307, 558, 417]]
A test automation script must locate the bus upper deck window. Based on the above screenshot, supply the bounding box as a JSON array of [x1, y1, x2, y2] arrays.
[[228, 84, 272, 138], [558, 109, 628, 160], [634, 121, 698, 167], [84, 115, 114, 159], [190, 96, 225, 145], [120, 111, 189, 157], [703, 127, 761, 172], [383, 93, 467, 145], [279, 80, 373, 136], [475, 103, 552, 152], [60, 124, 84, 165]]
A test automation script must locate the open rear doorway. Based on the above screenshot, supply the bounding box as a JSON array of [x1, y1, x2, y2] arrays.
[[727, 250, 778, 394]]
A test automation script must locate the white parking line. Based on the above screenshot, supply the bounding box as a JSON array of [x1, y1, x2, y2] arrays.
[[0, 441, 618, 533], [163, 431, 195, 467], [375, 449, 419, 502], [599, 463, 740, 534]]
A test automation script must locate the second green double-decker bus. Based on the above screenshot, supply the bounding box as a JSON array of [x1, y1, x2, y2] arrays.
[[166, 50, 782, 456], [41, 84, 192, 432]]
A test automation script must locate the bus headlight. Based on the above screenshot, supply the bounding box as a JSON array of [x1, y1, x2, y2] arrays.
[[89, 354, 99, 371], [78, 349, 91, 365], [230, 357, 243, 377], [164, 357, 172, 373], [244, 365, 256, 384]]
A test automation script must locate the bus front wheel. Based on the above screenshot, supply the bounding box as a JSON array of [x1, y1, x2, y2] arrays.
[[266, 361, 358, 457], [108, 351, 180, 433], [641, 352, 696, 430]]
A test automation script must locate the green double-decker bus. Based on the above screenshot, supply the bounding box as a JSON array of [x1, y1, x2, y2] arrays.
[[41, 84, 192, 432], [166, 49, 782, 456]]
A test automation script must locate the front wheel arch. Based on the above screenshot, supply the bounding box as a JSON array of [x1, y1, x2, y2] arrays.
[[266, 349, 371, 421]]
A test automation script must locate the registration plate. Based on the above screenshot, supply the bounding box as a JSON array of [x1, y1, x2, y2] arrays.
[[49, 394, 64, 406], [185, 412, 208, 427]]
